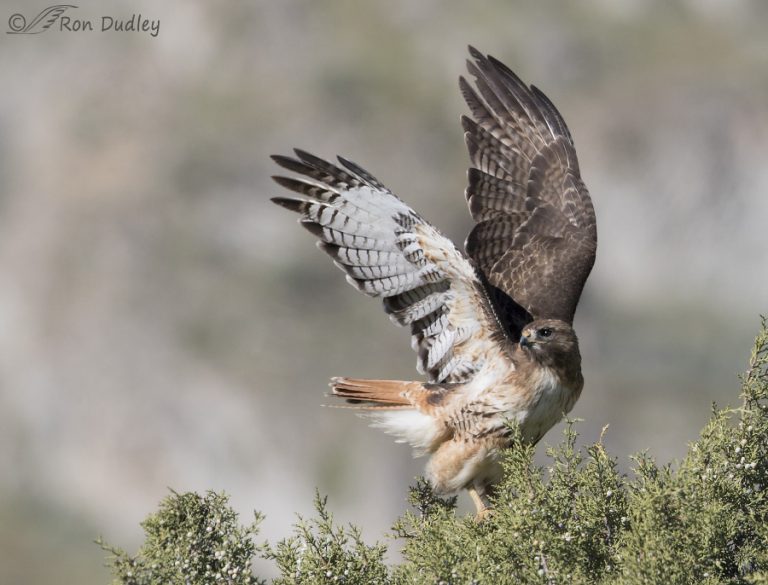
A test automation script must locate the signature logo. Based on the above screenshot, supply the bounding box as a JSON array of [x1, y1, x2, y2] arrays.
[[6, 5, 159, 37], [7, 5, 76, 34]]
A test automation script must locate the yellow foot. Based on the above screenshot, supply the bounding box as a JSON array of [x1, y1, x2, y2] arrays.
[[475, 506, 494, 522], [468, 486, 493, 521]]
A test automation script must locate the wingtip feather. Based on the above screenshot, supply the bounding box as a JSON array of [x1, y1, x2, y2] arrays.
[[271, 154, 300, 170], [271, 196, 305, 212], [467, 45, 484, 60]]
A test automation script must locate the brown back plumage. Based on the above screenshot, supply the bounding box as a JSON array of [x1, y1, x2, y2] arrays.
[[461, 46, 597, 338]]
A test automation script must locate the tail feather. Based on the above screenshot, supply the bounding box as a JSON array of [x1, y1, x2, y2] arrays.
[[330, 377, 449, 455], [330, 377, 415, 409]]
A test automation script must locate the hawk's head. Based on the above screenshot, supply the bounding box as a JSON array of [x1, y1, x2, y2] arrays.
[[519, 319, 581, 370]]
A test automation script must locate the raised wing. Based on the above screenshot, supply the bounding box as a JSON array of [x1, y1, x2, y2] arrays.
[[271, 150, 503, 383], [460, 47, 597, 333]]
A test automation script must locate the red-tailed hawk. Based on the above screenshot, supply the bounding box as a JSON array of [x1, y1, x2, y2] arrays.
[[271, 47, 597, 517]]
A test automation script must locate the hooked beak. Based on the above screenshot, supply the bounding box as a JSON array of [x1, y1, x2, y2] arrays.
[[520, 331, 531, 349]]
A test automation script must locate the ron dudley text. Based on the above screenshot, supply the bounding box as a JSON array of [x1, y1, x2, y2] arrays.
[[60, 14, 160, 37]]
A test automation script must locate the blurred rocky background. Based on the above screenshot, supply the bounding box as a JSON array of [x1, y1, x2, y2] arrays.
[[0, 0, 766, 582]]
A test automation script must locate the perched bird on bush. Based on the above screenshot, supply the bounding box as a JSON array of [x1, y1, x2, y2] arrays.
[[271, 46, 597, 518]]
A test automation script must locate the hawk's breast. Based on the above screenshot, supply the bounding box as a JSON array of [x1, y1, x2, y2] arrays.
[[514, 366, 577, 444]]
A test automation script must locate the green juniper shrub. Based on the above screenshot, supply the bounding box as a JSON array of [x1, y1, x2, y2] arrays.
[[261, 491, 390, 585], [102, 319, 768, 584], [392, 422, 628, 584], [98, 490, 265, 585]]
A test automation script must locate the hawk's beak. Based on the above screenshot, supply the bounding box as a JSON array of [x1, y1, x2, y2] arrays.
[[520, 333, 531, 349]]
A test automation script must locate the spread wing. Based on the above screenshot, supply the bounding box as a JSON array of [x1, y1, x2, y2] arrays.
[[271, 150, 503, 383], [460, 46, 597, 337]]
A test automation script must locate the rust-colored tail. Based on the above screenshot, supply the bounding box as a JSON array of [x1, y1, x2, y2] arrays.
[[330, 377, 416, 409]]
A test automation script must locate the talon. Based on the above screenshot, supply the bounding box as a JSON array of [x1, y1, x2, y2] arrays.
[[475, 506, 494, 522]]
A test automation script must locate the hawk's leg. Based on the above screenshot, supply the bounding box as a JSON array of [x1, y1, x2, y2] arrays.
[[468, 484, 494, 521]]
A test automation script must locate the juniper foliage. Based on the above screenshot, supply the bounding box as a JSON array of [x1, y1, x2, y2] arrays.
[[102, 320, 768, 584], [261, 491, 390, 585], [98, 491, 264, 585]]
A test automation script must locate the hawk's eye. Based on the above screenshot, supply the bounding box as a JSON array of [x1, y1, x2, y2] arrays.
[[538, 327, 553, 338]]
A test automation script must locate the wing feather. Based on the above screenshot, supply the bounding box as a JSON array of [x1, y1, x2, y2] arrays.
[[272, 151, 502, 383], [461, 47, 597, 331]]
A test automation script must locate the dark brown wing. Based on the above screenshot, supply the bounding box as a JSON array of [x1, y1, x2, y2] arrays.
[[460, 46, 597, 335]]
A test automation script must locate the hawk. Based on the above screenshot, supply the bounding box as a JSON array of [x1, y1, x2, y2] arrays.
[[271, 46, 597, 517]]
